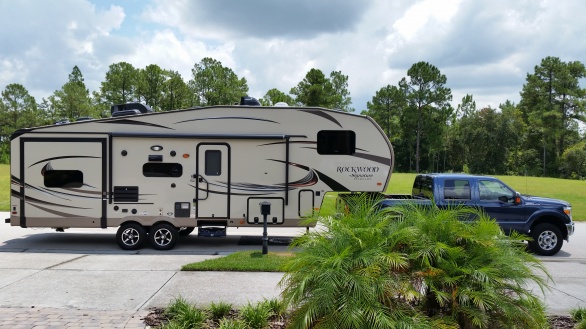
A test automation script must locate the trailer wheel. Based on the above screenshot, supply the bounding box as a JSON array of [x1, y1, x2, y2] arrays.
[[116, 223, 147, 250], [528, 223, 563, 256], [178, 227, 195, 236], [149, 223, 178, 250]]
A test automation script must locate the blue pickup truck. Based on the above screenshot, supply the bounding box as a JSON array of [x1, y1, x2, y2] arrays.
[[341, 174, 575, 256]]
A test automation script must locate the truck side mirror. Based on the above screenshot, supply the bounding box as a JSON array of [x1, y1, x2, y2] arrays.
[[514, 192, 522, 205]]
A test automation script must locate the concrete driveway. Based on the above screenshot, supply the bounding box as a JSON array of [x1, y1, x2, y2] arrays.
[[0, 212, 585, 327]]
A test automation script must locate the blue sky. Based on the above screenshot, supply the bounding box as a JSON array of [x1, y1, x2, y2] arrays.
[[1, 0, 585, 111]]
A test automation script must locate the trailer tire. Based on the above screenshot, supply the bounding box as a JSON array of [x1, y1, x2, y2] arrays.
[[149, 223, 178, 250], [178, 227, 195, 236], [528, 223, 563, 256], [116, 223, 147, 250]]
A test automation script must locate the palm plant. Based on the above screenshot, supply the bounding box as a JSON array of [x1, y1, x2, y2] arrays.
[[280, 195, 550, 329]]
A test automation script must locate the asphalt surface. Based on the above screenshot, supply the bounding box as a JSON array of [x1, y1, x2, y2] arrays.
[[1, 212, 585, 328]]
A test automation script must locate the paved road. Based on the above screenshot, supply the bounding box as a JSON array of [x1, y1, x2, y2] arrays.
[[0, 212, 585, 328]]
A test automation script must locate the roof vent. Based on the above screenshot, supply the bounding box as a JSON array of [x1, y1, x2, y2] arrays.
[[111, 103, 153, 117], [239, 96, 260, 106]]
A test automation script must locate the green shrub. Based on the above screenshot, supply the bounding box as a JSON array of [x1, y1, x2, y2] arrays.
[[209, 301, 233, 319], [572, 307, 586, 329], [240, 301, 273, 329], [217, 318, 247, 329], [261, 297, 287, 317], [163, 296, 206, 328], [280, 195, 550, 329]]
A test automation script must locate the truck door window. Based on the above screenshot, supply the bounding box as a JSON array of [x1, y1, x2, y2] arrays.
[[478, 180, 514, 203], [443, 179, 471, 200]]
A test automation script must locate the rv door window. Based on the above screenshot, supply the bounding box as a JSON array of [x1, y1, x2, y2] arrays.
[[317, 130, 356, 155], [143, 163, 183, 177], [205, 150, 221, 176], [44, 170, 84, 188]]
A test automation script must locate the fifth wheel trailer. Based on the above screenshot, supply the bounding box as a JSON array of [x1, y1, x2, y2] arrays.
[[7, 102, 394, 250]]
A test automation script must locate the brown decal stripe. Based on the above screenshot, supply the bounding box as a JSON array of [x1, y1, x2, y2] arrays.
[[175, 117, 279, 124], [258, 141, 316, 147], [352, 152, 392, 166], [24, 196, 92, 209], [28, 156, 100, 168], [314, 169, 349, 192], [188, 184, 270, 196], [27, 203, 86, 218], [299, 109, 343, 128], [105, 119, 174, 130]]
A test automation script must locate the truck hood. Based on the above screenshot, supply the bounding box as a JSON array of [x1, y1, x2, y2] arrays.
[[522, 195, 570, 207]]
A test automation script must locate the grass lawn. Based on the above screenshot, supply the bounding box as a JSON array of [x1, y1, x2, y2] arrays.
[[182, 250, 295, 272], [0, 164, 9, 211]]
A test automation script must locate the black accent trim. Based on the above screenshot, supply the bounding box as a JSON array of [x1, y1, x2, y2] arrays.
[[352, 152, 392, 166], [108, 134, 113, 205], [285, 137, 290, 206], [299, 109, 343, 128], [103, 119, 173, 130], [314, 169, 350, 192], [175, 117, 279, 124], [111, 132, 305, 139], [28, 155, 101, 168], [19, 138, 25, 227]]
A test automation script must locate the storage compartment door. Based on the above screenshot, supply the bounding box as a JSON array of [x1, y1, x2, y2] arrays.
[[298, 190, 315, 218], [21, 138, 106, 227]]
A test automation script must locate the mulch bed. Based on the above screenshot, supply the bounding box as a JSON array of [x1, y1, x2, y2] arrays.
[[143, 308, 576, 328]]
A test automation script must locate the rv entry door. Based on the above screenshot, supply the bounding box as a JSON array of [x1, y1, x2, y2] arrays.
[[195, 143, 230, 218]]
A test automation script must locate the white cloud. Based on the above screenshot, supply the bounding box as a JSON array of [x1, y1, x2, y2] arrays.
[[1, 0, 585, 112]]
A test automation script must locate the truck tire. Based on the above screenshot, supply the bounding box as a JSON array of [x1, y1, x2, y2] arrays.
[[149, 223, 178, 250], [528, 223, 563, 256], [116, 223, 147, 250], [178, 227, 195, 236]]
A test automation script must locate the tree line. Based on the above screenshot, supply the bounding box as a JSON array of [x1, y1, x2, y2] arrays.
[[1, 56, 585, 179]]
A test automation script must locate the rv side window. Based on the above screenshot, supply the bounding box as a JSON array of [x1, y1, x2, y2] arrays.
[[143, 163, 183, 177], [205, 150, 221, 176], [317, 130, 356, 155], [44, 170, 84, 188]]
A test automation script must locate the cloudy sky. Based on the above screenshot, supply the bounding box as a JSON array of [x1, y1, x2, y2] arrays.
[[1, 0, 584, 111]]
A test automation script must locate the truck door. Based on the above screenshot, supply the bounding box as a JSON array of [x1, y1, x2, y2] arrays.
[[195, 143, 230, 218], [477, 179, 527, 232], [20, 138, 107, 228]]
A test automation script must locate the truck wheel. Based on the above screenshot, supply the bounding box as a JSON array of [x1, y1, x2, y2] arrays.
[[116, 223, 147, 250], [178, 227, 195, 236], [149, 223, 178, 250], [528, 223, 563, 256]]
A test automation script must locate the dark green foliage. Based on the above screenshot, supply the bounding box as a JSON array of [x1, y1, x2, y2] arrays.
[[280, 195, 550, 329], [209, 301, 233, 319], [163, 296, 207, 328], [240, 301, 273, 329]]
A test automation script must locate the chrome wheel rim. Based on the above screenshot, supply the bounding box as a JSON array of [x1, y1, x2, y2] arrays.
[[121, 228, 140, 246], [153, 228, 173, 247], [537, 230, 557, 251]]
